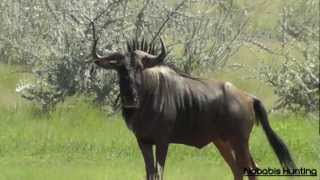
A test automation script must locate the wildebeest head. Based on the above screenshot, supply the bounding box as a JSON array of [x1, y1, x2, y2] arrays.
[[93, 38, 166, 71], [92, 36, 167, 108]]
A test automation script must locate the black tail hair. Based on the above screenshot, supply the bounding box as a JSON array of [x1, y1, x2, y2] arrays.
[[253, 98, 297, 170]]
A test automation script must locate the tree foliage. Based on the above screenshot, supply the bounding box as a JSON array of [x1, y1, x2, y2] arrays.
[[1, 0, 249, 112], [255, 0, 319, 113]]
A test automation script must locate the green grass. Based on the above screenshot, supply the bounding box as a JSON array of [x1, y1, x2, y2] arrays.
[[0, 99, 318, 180], [0, 64, 21, 109]]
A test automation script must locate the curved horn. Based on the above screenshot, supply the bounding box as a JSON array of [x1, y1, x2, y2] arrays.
[[142, 38, 167, 67], [156, 37, 167, 63], [90, 21, 106, 59], [92, 38, 105, 59], [90, 21, 124, 64]]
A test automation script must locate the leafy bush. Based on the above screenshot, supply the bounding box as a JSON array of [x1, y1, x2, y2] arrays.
[[1, 0, 249, 112], [259, 57, 319, 113], [16, 56, 118, 112], [256, 0, 319, 113]]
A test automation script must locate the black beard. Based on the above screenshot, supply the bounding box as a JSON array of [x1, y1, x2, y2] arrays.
[[118, 69, 140, 109]]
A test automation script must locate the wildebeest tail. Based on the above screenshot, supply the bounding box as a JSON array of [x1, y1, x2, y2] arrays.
[[253, 98, 297, 170]]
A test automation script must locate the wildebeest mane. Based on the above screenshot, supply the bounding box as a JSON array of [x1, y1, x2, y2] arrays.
[[127, 38, 200, 80], [140, 65, 221, 119], [126, 38, 159, 57]]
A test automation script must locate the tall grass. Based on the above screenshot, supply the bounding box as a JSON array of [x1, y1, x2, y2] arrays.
[[0, 97, 318, 180]]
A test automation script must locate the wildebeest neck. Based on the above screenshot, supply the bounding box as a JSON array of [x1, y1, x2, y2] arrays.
[[118, 68, 139, 110]]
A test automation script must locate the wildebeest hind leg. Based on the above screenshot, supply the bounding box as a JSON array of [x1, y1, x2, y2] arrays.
[[230, 139, 256, 180], [250, 154, 259, 170], [212, 139, 238, 178]]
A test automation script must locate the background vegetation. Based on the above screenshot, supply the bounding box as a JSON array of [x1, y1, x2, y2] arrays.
[[0, 0, 319, 179]]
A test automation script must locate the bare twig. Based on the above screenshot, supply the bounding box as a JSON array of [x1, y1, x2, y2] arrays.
[[245, 38, 282, 56], [151, 0, 187, 42]]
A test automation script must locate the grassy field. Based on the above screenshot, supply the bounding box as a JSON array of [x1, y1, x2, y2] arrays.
[[0, 97, 319, 180], [0, 59, 319, 180]]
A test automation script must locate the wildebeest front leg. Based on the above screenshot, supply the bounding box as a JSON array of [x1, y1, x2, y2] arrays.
[[137, 139, 156, 180], [155, 143, 169, 180]]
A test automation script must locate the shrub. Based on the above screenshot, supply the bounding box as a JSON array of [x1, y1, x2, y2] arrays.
[[6, 0, 249, 112], [256, 0, 319, 113]]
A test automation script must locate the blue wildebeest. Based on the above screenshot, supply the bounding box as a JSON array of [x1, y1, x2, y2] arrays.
[[91, 24, 296, 180]]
